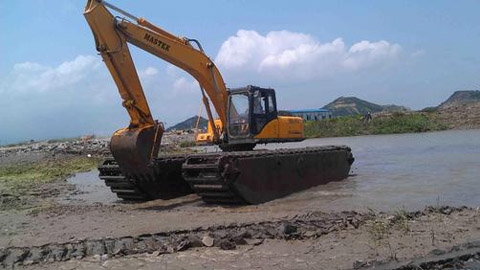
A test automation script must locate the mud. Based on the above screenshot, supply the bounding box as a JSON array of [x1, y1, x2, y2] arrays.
[[5, 206, 479, 270], [357, 242, 480, 269], [0, 211, 363, 268]]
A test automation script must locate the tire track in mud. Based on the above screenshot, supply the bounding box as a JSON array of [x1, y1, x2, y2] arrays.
[[0, 206, 469, 269], [1, 211, 364, 268]]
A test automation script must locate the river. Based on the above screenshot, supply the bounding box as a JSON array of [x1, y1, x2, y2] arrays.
[[255, 129, 480, 211], [67, 129, 480, 211]]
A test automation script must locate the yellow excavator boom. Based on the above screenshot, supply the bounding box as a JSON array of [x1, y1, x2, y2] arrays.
[[84, 0, 228, 172]]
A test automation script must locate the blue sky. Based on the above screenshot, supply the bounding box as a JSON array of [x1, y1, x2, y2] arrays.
[[0, 0, 478, 144]]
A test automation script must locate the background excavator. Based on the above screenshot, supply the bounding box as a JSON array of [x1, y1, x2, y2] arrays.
[[84, 0, 354, 204]]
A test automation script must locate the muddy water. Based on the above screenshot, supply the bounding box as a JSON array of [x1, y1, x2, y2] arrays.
[[65, 169, 119, 204], [67, 129, 480, 211], [259, 129, 480, 211]]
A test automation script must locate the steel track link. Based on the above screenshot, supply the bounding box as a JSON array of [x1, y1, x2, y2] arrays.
[[98, 157, 148, 200], [98, 154, 194, 201]]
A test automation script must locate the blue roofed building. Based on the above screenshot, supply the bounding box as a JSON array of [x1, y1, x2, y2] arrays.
[[281, 109, 333, 121]]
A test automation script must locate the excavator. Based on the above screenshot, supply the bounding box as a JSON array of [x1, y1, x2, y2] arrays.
[[84, 0, 354, 204]]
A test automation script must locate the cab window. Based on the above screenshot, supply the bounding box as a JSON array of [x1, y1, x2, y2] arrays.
[[228, 93, 250, 137], [267, 94, 275, 113], [253, 91, 266, 114]]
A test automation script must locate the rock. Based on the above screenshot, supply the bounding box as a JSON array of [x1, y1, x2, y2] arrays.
[[304, 230, 316, 238], [85, 240, 105, 256], [156, 245, 169, 255], [114, 238, 135, 255], [175, 240, 190, 251], [218, 239, 236, 250], [440, 207, 453, 215], [45, 245, 67, 262], [264, 228, 278, 238], [70, 243, 86, 259], [316, 229, 327, 237], [245, 238, 264, 246], [212, 231, 228, 241], [112, 240, 126, 255], [187, 235, 204, 248], [136, 237, 158, 253], [104, 239, 116, 254], [202, 235, 214, 247], [353, 260, 369, 269], [0, 248, 6, 261], [232, 230, 250, 245], [278, 223, 298, 235], [2, 248, 28, 267]]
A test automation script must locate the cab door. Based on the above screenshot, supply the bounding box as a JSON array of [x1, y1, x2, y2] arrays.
[[251, 89, 277, 135]]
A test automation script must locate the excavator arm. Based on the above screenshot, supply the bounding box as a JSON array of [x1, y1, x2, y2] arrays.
[[84, 0, 227, 173]]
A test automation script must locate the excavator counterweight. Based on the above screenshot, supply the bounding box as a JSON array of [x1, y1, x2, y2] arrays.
[[86, 0, 354, 204]]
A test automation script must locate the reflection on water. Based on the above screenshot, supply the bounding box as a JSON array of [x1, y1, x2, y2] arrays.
[[65, 169, 119, 204], [260, 129, 480, 211]]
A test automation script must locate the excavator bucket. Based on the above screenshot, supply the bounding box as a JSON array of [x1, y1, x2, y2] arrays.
[[110, 126, 158, 176], [103, 125, 193, 200]]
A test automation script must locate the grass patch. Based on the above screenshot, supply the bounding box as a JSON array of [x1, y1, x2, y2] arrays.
[[393, 208, 411, 233], [304, 112, 448, 138], [179, 140, 197, 148], [0, 156, 102, 210], [0, 156, 102, 187]]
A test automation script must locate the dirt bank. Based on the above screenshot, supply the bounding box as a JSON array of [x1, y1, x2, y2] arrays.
[[2, 206, 479, 269], [433, 103, 480, 130]]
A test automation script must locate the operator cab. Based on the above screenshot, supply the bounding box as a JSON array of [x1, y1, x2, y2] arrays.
[[227, 85, 278, 141]]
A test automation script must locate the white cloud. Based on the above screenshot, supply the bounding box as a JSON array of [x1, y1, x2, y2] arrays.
[[4, 55, 101, 94], [139, 66, 159, 78], [215, 30, 401, 81], [165, 65, 200, 96], [173, 77, 198, 92], [411, 50, 425, 57]]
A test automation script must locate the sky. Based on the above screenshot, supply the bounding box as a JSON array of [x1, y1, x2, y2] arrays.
[[0, 0, 479, 144]]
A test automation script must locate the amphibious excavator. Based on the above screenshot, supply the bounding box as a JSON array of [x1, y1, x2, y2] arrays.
[[84, 0, 354, 204]]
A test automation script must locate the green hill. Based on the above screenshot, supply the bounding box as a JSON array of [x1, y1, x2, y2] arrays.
[[322, 97, 409, 116]]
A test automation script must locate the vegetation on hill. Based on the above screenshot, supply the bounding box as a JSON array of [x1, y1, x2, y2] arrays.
[[437, 90, 480, 109], [322, 96, 410, 117], [166, 115, 208, 131], [304, 112, 448, 138]]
